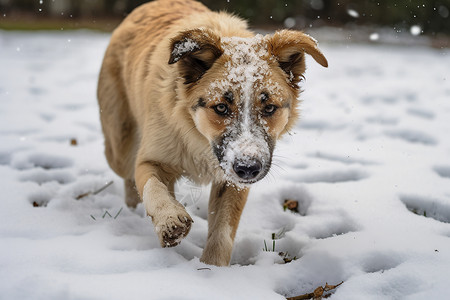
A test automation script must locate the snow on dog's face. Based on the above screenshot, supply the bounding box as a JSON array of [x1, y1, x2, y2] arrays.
[[169, 28, 327, 185]]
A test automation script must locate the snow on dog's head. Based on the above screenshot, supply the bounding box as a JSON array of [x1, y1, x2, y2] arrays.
[[169, 28, 327, 185]]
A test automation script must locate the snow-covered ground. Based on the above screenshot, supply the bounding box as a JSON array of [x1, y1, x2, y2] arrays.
[[1, 30, 450, 299]]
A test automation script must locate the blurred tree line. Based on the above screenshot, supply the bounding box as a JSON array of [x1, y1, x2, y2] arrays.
[[1, 0, 449, 34]]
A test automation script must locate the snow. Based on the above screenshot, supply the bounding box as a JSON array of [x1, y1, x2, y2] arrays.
[[347, 9, 360, 18], [439, 5, 449, 18], [221, 35, 274, 103], [410, 25, 422, 36], [283, 17, 296, 29], [1, 30, 450, 299], [171, 37, 199, 63], [369, 33, 379, 41]]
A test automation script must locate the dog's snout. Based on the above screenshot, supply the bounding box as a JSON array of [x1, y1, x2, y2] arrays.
[[233, 160, 262, 180]]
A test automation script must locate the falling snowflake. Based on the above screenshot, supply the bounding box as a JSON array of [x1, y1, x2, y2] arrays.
[[410, 25, 422, 36]]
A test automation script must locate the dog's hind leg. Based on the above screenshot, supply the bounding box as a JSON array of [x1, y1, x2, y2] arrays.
[[124, 179, 140, 208], [135, 161, 193, 248], [200, 182, 249, 266]]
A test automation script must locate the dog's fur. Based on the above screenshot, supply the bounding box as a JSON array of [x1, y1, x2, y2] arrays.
[[98, 0, 327, 266]]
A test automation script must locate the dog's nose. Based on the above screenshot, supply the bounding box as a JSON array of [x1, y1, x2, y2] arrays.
[[233, 160, 262, 180]]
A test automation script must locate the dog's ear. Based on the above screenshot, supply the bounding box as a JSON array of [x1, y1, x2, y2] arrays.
[[267, 30, 328, 87], [169, 28, 223, 85]]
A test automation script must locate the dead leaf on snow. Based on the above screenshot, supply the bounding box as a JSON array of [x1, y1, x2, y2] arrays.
[[286, 281, 344, 300]]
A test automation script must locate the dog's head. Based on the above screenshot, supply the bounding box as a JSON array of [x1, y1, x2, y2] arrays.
[[169, 29, 327, 186]]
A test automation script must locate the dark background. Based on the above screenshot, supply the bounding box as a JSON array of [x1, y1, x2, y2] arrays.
[[1, 0, 449, 35]]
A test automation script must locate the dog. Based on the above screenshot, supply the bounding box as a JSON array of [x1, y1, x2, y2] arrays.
[[97, 0, 327, 266]]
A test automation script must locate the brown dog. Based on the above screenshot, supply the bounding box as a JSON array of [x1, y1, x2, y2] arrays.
[[97, 0, 327, 266]]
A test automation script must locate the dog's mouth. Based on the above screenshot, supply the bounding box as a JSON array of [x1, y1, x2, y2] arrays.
[[235, 176, 264, 185]]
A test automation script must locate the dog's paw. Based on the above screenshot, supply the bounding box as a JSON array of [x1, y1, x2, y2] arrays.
[[154, 208, 193, 247]]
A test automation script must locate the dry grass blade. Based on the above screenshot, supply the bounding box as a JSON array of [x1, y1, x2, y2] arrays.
[[76, 180, 114, 200]]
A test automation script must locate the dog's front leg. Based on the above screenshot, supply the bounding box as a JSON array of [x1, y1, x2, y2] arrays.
[[200, 182, 249, 266], [135, 161, 193, 247]]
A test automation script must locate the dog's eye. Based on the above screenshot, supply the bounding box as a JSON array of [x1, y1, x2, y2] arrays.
[[263, 105, 277, 116], [214, 104, 229, 116]]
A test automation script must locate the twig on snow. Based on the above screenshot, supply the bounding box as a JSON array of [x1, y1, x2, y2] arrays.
[[76, 180, 114, 200], [286, 281, 344, 300]]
